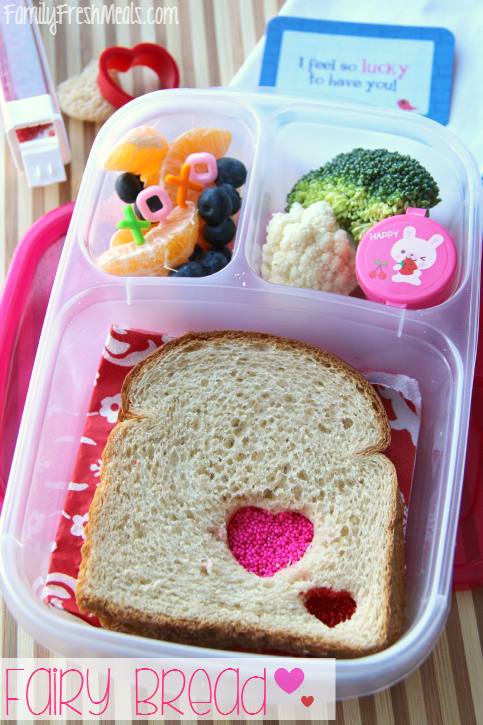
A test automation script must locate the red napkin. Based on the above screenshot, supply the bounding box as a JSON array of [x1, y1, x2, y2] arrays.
[[46, 327, 419, 624]]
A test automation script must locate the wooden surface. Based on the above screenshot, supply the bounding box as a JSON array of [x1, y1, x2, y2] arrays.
[[1, 1, 483, 723]]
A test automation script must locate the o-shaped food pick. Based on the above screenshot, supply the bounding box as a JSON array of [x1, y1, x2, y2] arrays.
[[136, 186, 173, 223], [185, 152, 218, 185]]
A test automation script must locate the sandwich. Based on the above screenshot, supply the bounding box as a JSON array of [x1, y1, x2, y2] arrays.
[[77, 330, 404, 657]]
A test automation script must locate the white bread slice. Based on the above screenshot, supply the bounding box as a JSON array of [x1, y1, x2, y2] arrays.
[[77, 330, 404, 657]]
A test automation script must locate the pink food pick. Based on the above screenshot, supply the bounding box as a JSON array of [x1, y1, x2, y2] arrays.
[[185, 152, 218, 186], [227, 506, 313, 577], [136, 185, 173, 223]]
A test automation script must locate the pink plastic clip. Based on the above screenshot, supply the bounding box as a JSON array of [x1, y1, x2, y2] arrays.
[[136, 185, 173, 223], [185, 152, 218, 185]]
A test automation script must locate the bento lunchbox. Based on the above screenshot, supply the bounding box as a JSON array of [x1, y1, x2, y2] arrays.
[[1, 88, 481, 699]]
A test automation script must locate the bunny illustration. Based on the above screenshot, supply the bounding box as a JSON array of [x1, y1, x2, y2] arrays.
[[391, 226, 443, 286]]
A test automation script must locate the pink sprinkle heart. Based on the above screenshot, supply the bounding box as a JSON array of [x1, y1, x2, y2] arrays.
[[227, 507, 313, 577], [274, 667, 305, 694]]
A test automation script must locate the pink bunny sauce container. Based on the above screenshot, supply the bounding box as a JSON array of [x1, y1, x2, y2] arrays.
[[355, 207, 457, 309]]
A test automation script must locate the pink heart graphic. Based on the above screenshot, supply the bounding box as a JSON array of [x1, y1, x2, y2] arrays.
[[227, 507, 313, 577], [274, 667, 305, 694]]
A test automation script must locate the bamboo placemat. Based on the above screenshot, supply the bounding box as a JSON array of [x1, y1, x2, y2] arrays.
[[1, 1, 483, 723]]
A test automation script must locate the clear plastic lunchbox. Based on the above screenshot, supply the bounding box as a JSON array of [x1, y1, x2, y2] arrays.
[[0, 87, 481, 699]]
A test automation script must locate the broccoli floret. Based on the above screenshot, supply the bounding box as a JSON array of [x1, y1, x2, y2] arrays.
[[286, 148, 441, 242]]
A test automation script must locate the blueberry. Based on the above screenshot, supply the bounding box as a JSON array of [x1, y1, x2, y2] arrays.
[[215, 158, 247, 189], [168, 262, 205, 277], [133, 202, 145, 220], [218, 246, 232, 262], [189, 243, 204, 261], [197, 187, 232, 226], [219, 183, 241, 215], [115, 173, 143, 203], [203, 218, 236, 247], [197, 250, 228, 275]]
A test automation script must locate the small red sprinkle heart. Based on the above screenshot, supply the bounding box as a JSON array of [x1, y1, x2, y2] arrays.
[[227, 507, 313, 577], [301, 696, 314, 707], [303, 586, 356, 627]]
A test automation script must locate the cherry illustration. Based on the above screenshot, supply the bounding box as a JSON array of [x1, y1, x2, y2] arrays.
[[369, 260, 388, 279]]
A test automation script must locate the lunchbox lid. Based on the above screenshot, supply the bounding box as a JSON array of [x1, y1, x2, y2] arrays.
[[0, 203, 74, 503]]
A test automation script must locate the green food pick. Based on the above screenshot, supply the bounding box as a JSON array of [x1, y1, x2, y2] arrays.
[[117, 205, 150, 245]]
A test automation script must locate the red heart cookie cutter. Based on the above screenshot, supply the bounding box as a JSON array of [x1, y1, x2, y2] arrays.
[[98, 43, 179, 109]]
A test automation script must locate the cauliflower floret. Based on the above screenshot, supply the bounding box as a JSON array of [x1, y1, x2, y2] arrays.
[[261, 201, 358, 295]]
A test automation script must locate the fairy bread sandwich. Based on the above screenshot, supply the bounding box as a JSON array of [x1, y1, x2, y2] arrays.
[[77, 330, 404, 657]]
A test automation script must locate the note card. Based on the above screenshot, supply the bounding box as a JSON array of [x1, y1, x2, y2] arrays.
[[260, 17, 454, 124]]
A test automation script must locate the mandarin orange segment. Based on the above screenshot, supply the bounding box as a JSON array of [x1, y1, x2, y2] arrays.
[[99, 202, 198, 277], [160, 127, 232, 205], [104, 126, 168, 184], [143, 170, 161, 188]]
